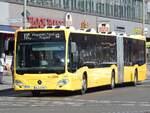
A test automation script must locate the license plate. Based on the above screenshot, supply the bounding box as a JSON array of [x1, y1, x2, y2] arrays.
[[34, 86, 46, 90], [24, 86, 30, 88]]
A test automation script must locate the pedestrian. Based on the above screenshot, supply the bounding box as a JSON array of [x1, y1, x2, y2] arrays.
[[11, 55, 14, 83], [0, 53, 6, 84]]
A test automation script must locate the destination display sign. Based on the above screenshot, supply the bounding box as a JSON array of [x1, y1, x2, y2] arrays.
[[17, 31, 65, 42]]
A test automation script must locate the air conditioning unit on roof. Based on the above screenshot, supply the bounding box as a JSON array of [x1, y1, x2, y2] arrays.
[[55, 25, 66, 29], [86, 28, 96, 33], [66, 26, 75, 31]]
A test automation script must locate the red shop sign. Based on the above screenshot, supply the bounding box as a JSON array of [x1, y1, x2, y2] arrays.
[[27, 16, 64, 28]]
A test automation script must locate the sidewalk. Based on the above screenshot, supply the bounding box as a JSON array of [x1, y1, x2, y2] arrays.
[[0, 75, 13, 91]]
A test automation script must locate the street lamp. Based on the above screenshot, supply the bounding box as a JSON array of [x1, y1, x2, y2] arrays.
[[142, 0, 145, 36], [143, 0, 149, 36], [23, 0, 27, 29], [142, 0, 149, 36]]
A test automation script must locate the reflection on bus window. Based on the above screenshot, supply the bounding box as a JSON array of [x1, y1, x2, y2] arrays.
[[16, 42, 65, 73]]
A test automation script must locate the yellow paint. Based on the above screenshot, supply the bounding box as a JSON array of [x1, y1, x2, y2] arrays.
[[124, 66, 133, 82], [123, 64, 147, 83], [138, 64, 147, 81], [13, 28, 147, 92], [14, 66, 117, 91]]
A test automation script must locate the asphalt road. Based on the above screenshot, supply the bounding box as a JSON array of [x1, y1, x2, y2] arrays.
[[0, 79, 150, 113]]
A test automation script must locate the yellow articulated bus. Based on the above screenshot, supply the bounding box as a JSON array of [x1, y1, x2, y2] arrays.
[[13, 26, 146, 96]]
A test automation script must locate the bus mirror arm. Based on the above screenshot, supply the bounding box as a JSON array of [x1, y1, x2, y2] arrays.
[[71, 63, 78, 72], [71, 42, 77, 53], [70, 53, 78, 72], [128, 62, 133, 66]]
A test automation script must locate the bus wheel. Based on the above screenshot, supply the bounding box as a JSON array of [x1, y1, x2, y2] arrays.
[[81, 75, 87, 95], [31, 90, 40, 97], [133, 70, 138, 86], [110, 71, 115, 89]]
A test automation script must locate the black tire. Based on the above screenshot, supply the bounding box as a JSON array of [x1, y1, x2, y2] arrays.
[[31, 90, 40, 97], [110, 71, 115, 89], [80, 75, 87, 95], [133, 70, 138, 86]]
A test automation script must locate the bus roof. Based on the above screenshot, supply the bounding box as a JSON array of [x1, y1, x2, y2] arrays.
[[16, 27, 146, 40], [129, 35, 146, 41]]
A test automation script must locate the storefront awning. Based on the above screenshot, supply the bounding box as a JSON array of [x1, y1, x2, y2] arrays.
[[0, 25, 16, 34]]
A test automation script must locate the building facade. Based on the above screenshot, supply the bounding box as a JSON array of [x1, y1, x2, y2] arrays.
[[0, 0, 150, 33], [0, 0, 150, 55]]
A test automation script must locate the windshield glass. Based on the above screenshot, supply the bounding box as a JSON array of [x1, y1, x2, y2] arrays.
[[16, 31, 65, 74]]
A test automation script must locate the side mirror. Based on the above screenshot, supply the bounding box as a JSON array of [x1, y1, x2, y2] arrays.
[[71, 42, 78, 63], [70, 42, 78, 72]]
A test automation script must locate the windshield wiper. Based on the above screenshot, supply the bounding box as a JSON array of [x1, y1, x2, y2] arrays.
[[16, 69, 64, 74], [16, 70, 25, 75]]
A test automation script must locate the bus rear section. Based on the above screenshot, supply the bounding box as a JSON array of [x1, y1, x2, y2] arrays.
[[117, 34, 146, 84]]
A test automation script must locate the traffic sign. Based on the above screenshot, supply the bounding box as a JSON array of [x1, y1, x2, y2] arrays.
[[21, 10, 30, 17]]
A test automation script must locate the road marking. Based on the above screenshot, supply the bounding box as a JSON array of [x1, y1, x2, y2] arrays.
[[1, 97, 150, 108], [102, 111, 150, 113], [137, 84, 150, 87]]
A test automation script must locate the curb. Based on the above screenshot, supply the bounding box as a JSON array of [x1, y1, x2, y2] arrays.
[[0, 88, 13, 93]]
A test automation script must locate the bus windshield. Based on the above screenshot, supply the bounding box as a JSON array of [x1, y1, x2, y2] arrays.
[[16, 31, 65, 74]]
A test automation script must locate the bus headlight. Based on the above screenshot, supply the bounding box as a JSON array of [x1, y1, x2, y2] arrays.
[[14, 80, 23, 86], [58, 79, 69, 86]]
